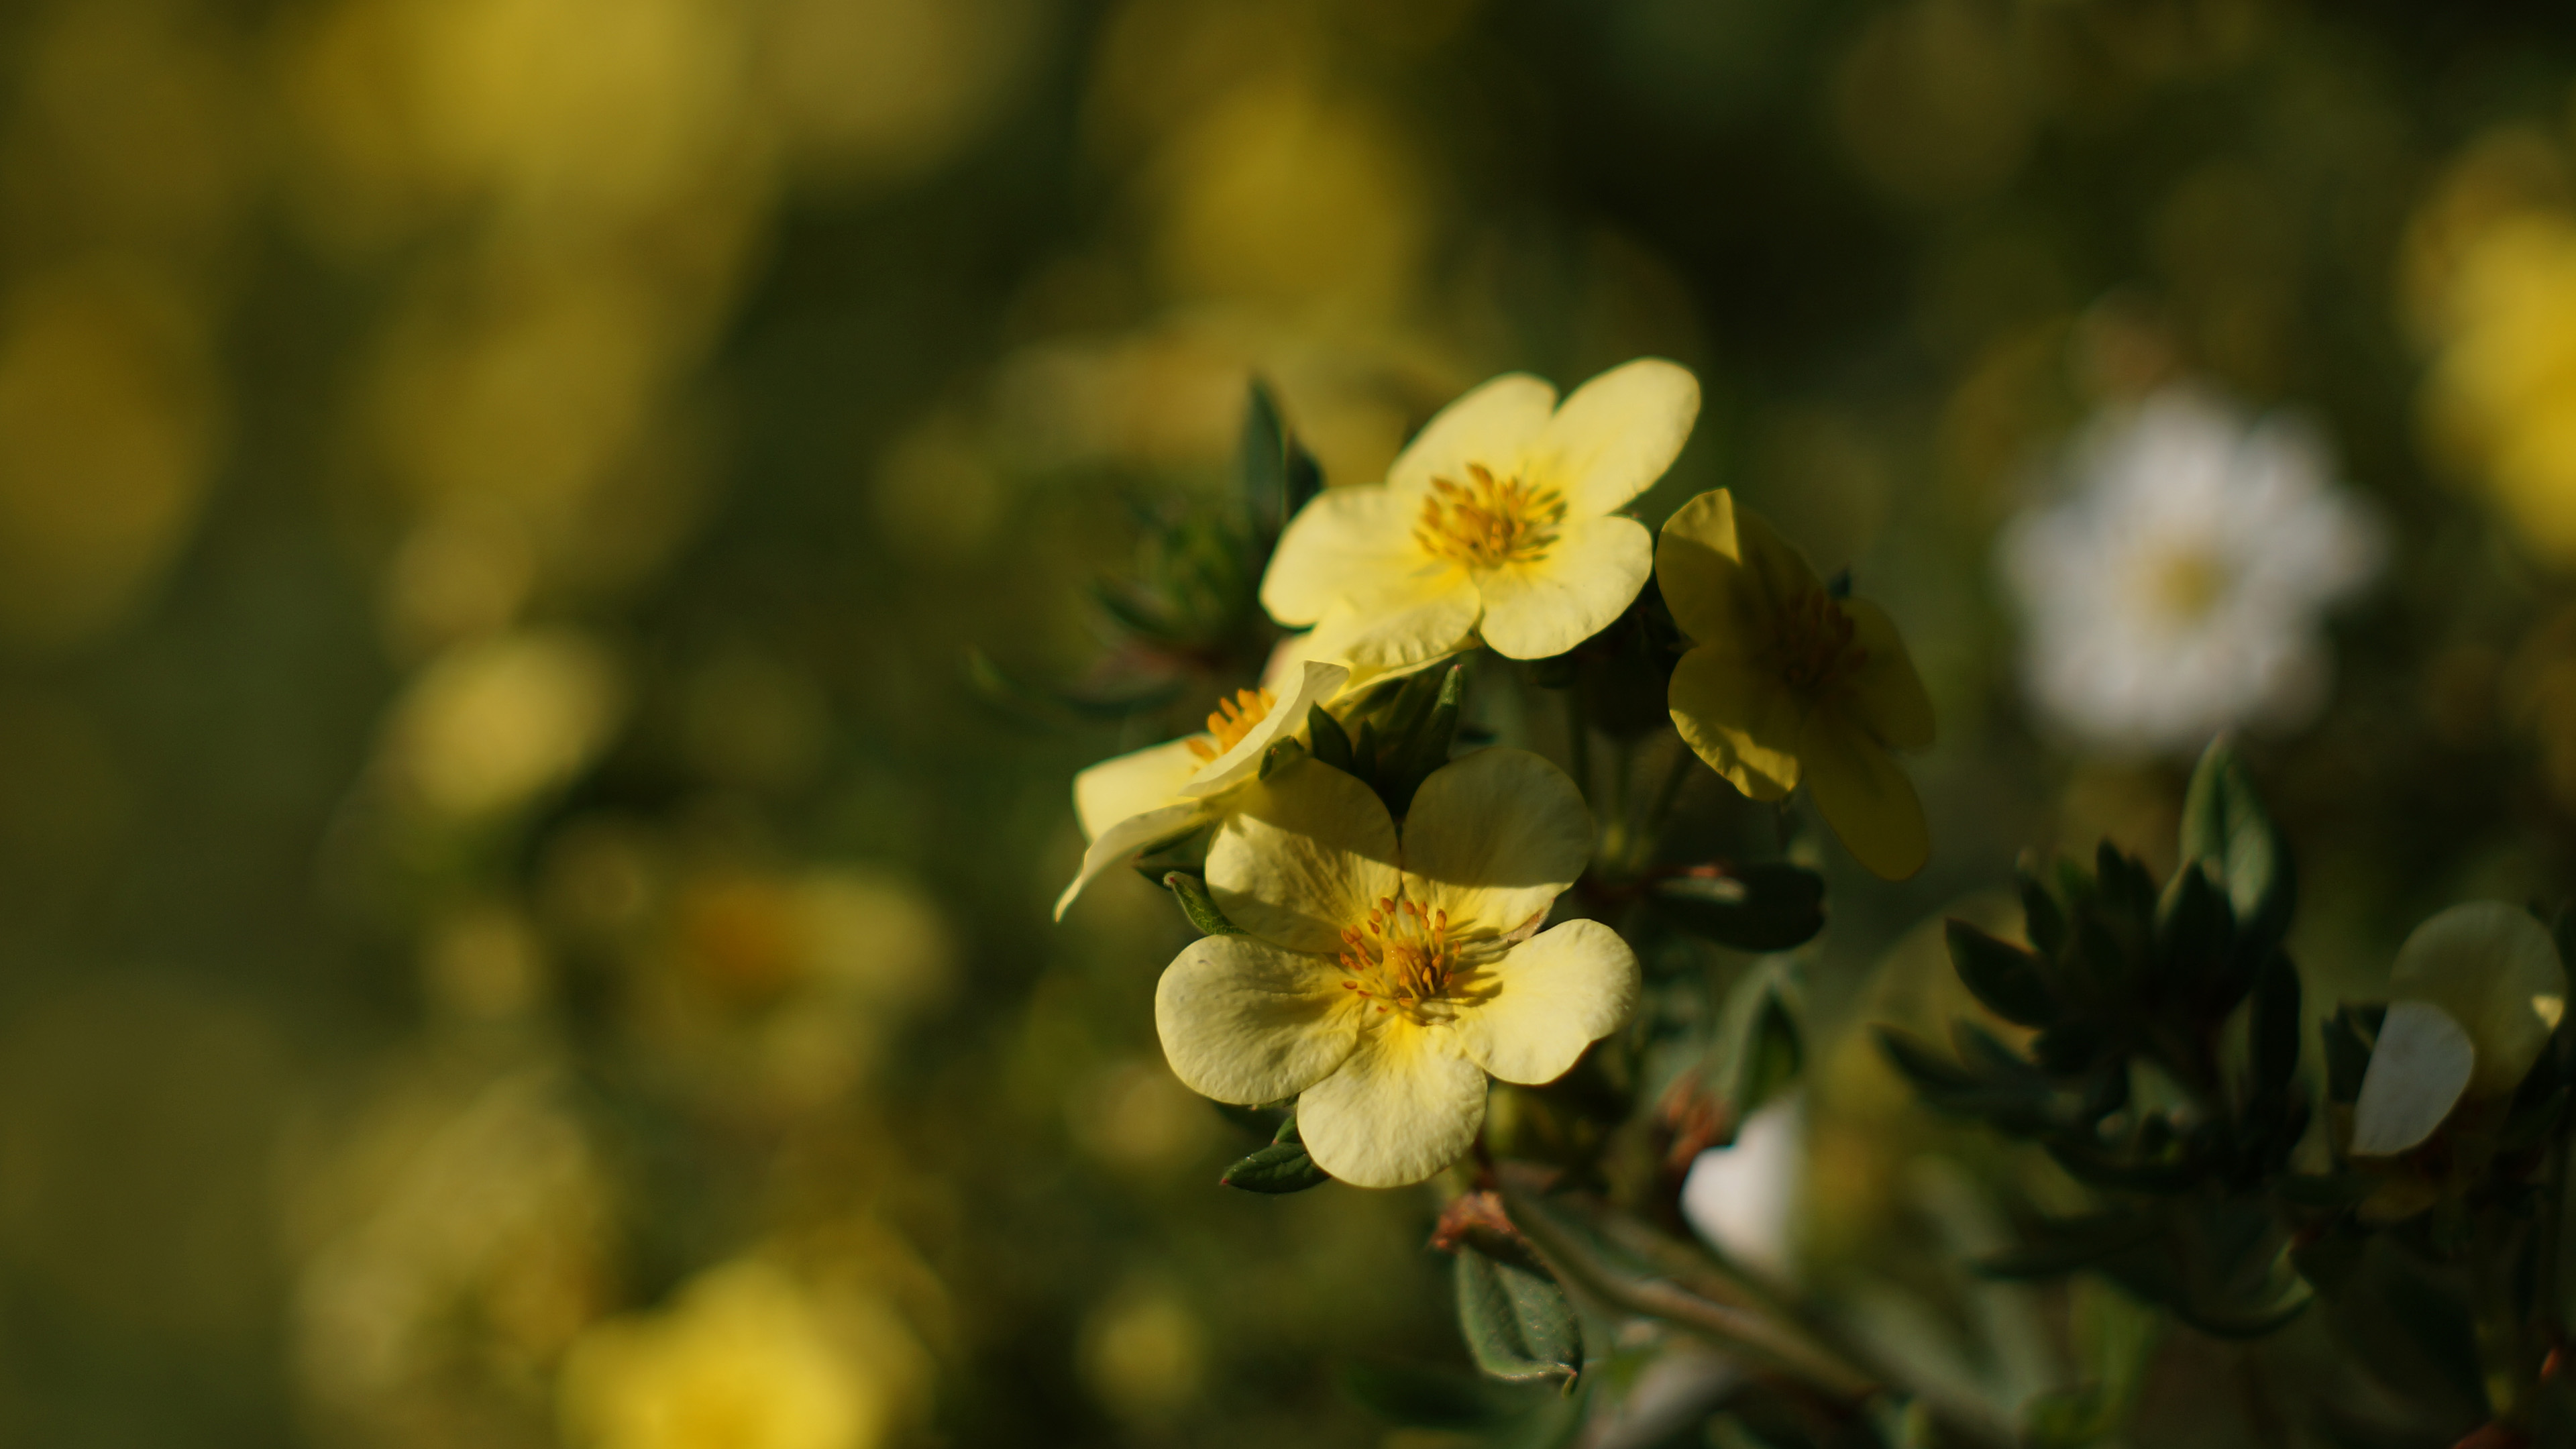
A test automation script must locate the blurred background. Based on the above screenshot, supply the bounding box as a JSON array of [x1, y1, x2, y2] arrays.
[[3, 0, 2576, 1443]]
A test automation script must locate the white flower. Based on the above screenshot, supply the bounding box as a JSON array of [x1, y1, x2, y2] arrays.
[[2000, 385, 2382, 756]]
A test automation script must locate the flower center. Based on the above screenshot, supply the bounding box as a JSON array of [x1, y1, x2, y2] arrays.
[[2139, 545, 2227, 626], [1338, 896, 1466, 1022], [1186, 687, 1274, 763], [1775, 588, 1868, 698], [1413, 464, 1568, 570]]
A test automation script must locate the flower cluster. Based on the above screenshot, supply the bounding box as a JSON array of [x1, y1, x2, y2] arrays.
[[1057, 360, 1941, 1189]]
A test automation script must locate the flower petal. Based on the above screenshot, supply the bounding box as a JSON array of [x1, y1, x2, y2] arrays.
[[1452, 919, 1639, 1085], [1654, 489, 1819, 644], [1797, 710, 1929, 880], [2391, 902, 2569, 1097], [1183, 660, 1350, 798], [1295, 1023, 1487, 1187], [1260, 486, 1442, 627], [1527, 358, 1701, 516], [1387, 373, 1558, 501], [1841, 599, 1935, 752], [2350, 1000, 2476, 1156], [1668, 645, 1801, 801], [1474, 515, 1653, 660], [1299, 581, 1482, 677], [1074, 738, 1204, 840], [1205, 755, 1401, 954], [1401, 747, 1595, 937], [1054, 802, 1210, 920], [1155, 934, 1361, 1105]]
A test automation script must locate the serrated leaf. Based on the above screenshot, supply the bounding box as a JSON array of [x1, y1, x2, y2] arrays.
[[1652, 865, 1826, 953], [1947, 919, 2055, 1027], [1454, 1248, 1580, 1385], [1162, 871, 1241, 936]]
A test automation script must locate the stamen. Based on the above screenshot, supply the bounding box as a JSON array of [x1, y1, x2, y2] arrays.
[[1184, 686, 1278, 761], [1414, 462, 1568, 570], [1774, 588, 1868, 698]]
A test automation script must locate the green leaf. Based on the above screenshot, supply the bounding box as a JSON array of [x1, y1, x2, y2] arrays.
[[2018, 858, 2069, 961], [2154, 862, 2235, 996], [1650, 865, 1826, 953], [1162, 871, 1241, 936], [2248, 953, 2302, 1099], [2180, 739, 2294, 957], [1240, 379, 1291, 540], [1383, 664, 1466, 814], [1454, 1248, 1580, 1385], [1306, 702, 1354, 773], [1946, 918, 2055, 1027], [1221, 1112, 1332, 1193], [1088, 579, 1185, 645], [1258, 736, 1307, 781]]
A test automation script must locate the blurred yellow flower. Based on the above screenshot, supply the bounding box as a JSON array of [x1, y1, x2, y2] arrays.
[[1054, 659, 1346, 918], [1260, 359, 1700, 670], [379, 628, 625, 822], [1657, 488, 1935, 880], [1154, 749, 1638, 1188], [560, 1258, 908, 1449], [2351, 902, 2568, 1157]]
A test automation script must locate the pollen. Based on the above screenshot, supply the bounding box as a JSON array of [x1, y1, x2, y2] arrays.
[[1413, 464, 1568, 570], [1185, 688, 1275, 763], [1776, 588, 1869, 698], [1336, 896, 1464, 1022]]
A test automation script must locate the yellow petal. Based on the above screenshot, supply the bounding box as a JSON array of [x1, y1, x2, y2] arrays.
[[1054, 802, 1211, 920], [1260, 485, 1434, 627], [1262, 627, 1464, 699], [1797, 710, 1929, 880], [1842, 598, 1935, 753], [1452, 919, 1639, 1085], [1474, 515, 1652, 660], [1668, 644, 1801, 801], [1181, 659, 1350, 798], [1295, 1022, 1487, 1187], [1205, 755, 1401, 955], [1386, 372, 1558, 501], [1299, 580, 1482, 676], [1401, 747, 1595, 938], [1155, 934, 1362, 1104], [2350, 1000, 2476, 1156], [1074, 737, 1204, 840], [1654, 489, 1819, 644], [2390, 902, 2569, 1097], [1526, 358, 1701, 516]]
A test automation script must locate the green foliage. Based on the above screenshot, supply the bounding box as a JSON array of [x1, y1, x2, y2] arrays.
[[1219, 1103, 1332, 1193], [1650, 864, 1828, 953], [1454, 1247, 1583, 1386], [1161, 870, 1240, 936]]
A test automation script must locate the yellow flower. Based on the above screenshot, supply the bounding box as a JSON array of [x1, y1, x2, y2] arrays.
[[2351, 902, 2568, 1156], [1055, 659, 1347, 918], [1258, 359, 1701, 670], [1153, 749, 1639, 1187], [1657, 489, 1935, 880], [559, 1258, 916, 1449]]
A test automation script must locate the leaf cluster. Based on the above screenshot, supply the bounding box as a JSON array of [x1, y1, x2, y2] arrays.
[[1876, 741, 2314, 1336]]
